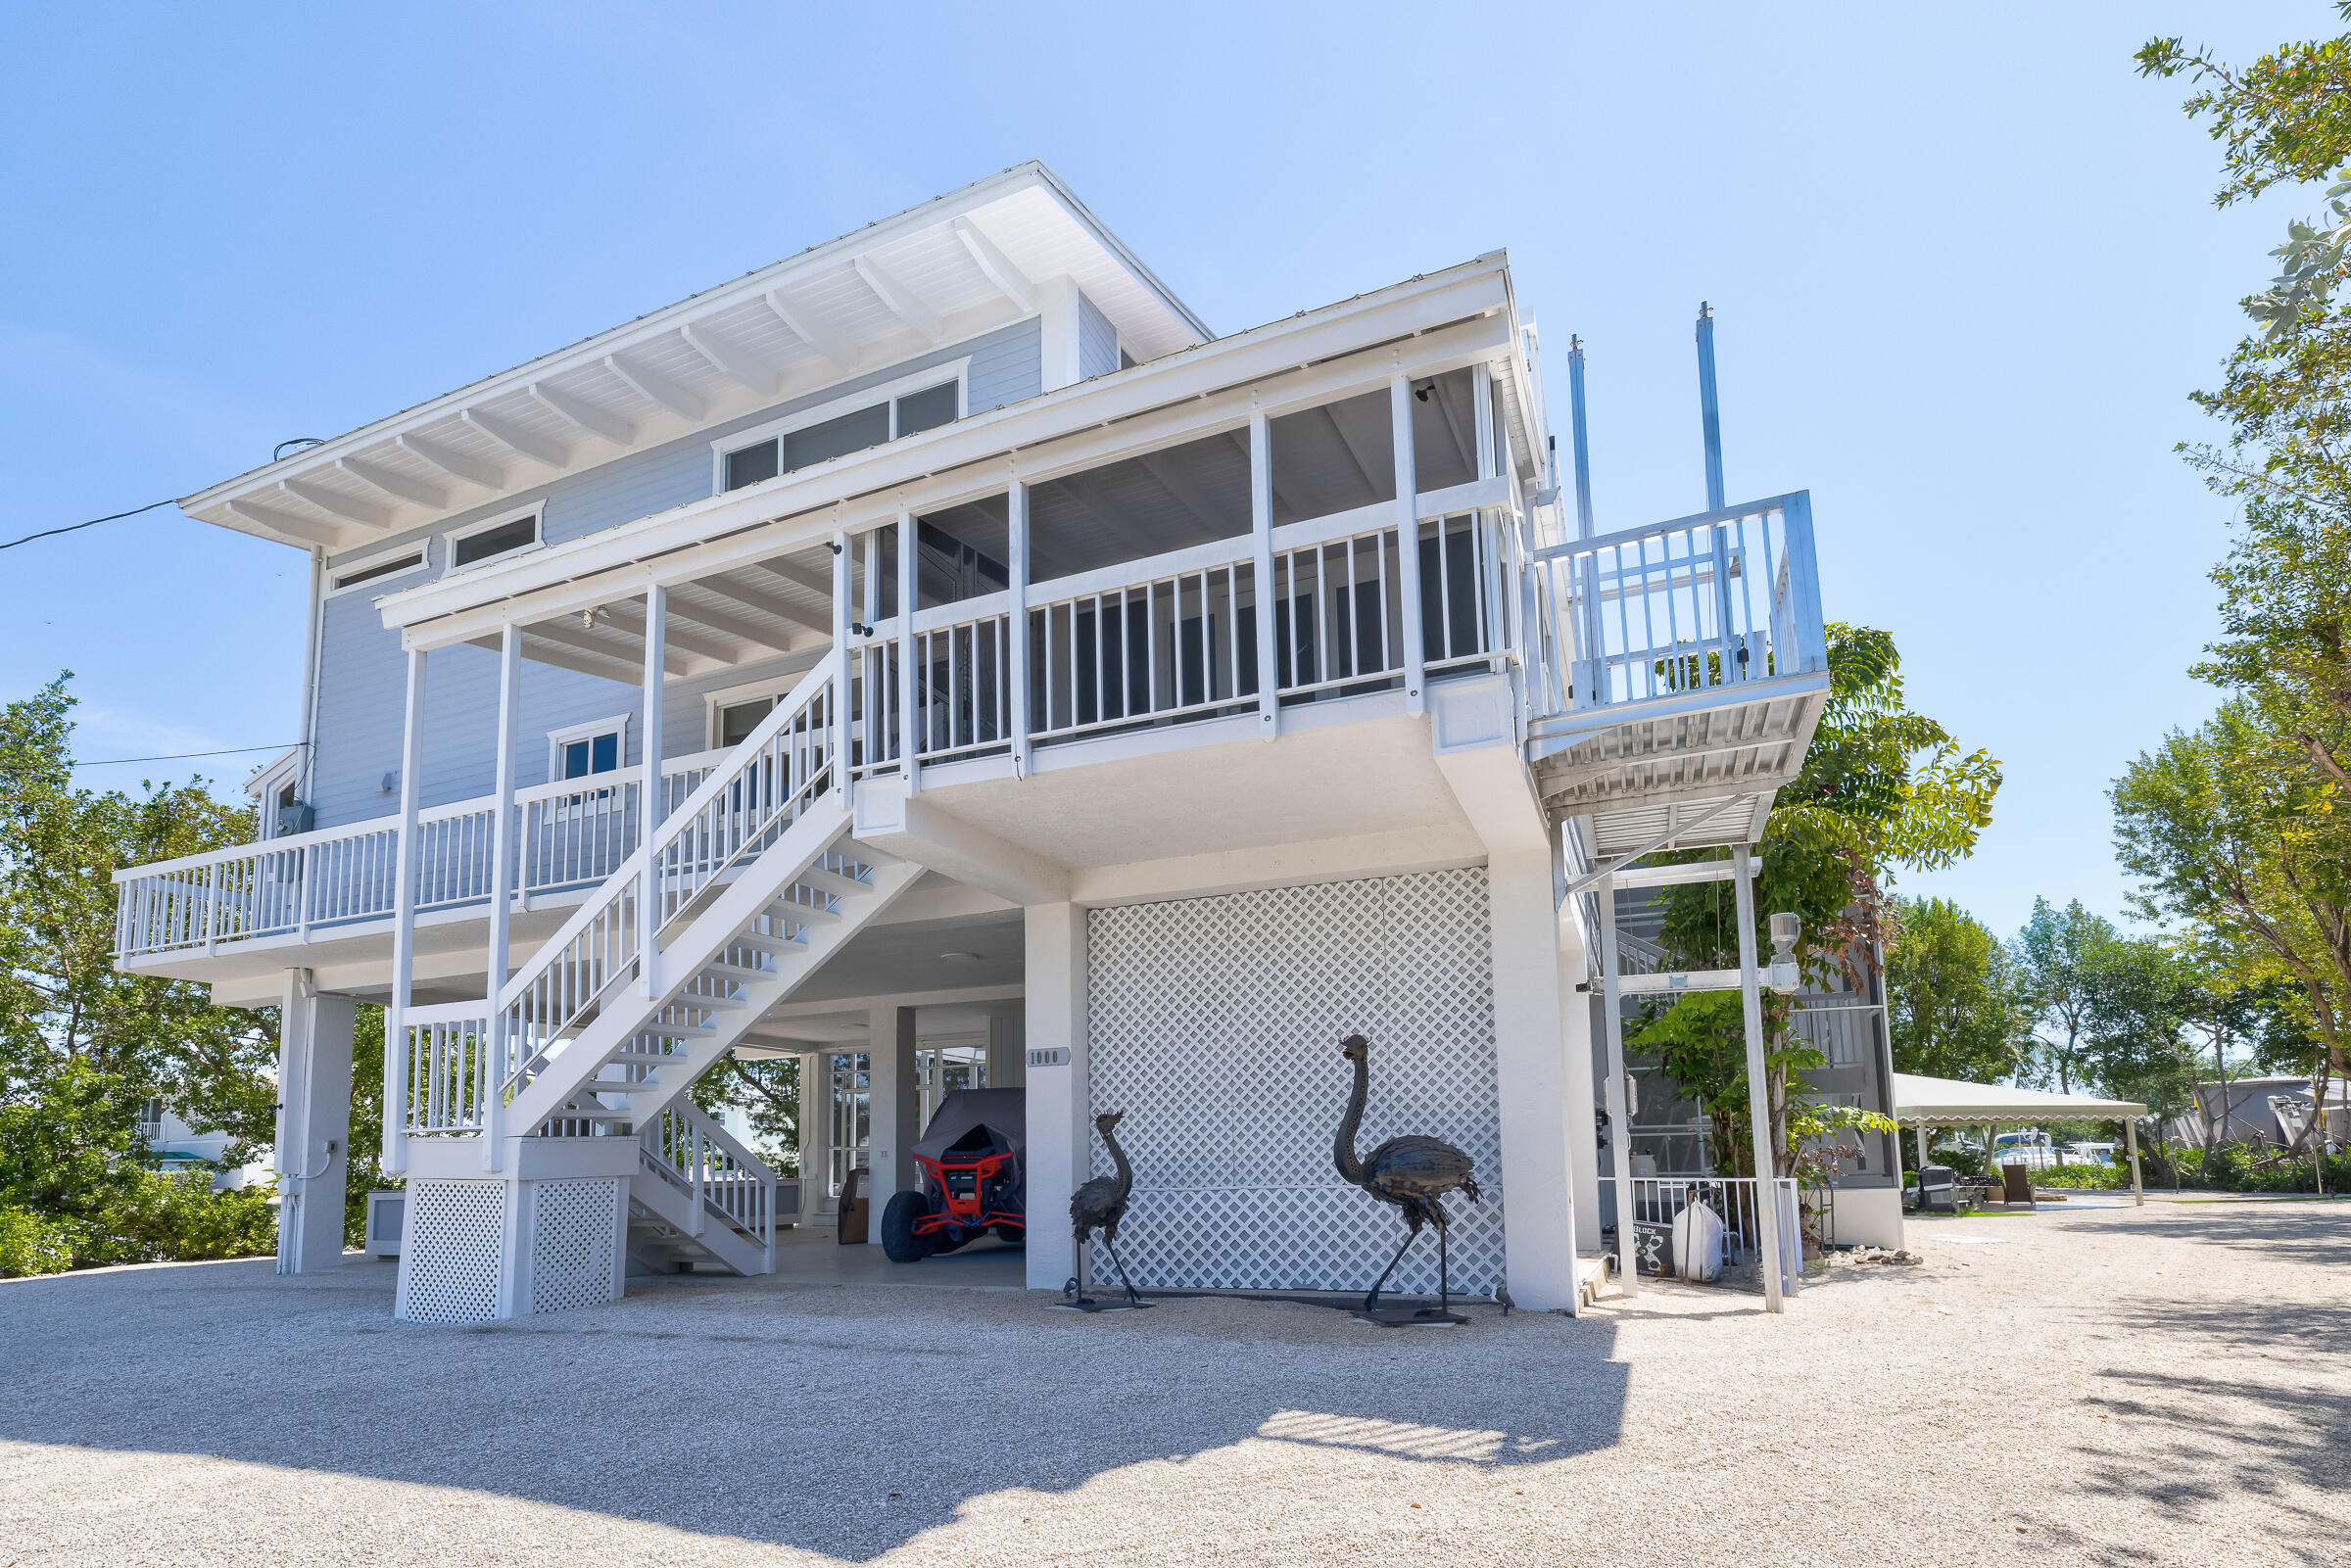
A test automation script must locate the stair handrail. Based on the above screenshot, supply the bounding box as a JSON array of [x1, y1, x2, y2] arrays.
[[641, 1102, 778, 1247], [492, 649, 843, 1074]]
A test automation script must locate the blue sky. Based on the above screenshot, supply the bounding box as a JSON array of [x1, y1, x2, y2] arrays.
[[0, 2, 2322, 938]]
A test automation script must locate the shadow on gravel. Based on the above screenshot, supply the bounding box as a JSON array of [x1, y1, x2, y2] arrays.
[[2075, 1204, 2351, 1270], [2076, 1358, 2351, 1565], [0, 1257, 1630, 1562]]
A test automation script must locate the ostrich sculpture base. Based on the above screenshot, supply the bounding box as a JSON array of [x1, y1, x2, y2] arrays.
[[1055, 1243, 1153, 1312], [1352, 1219, 1469, 1327]]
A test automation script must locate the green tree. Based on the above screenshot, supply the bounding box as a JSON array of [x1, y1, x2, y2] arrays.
[[1640, 624, 1995, 1172], [2011, 897, 2119, 1095], [1885, 896, 2025, 1083], [2080, 935, 2202, 1181], [0, 677, 279, 1274]]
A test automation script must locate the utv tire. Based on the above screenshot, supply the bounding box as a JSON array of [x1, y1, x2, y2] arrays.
[[881, 1191, 935, 1262]]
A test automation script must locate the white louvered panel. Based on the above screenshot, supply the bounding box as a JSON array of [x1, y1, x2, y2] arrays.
[[1086, 868, 1503, 1297], [396, 1180, 504, 1324], [530, 1178, 620, 1315]]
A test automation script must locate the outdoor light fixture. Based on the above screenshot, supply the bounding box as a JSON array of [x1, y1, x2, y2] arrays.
[[1414, 380, 1435, 402], [1767, 912, 1801, 994], [580, 607, 598, 630]]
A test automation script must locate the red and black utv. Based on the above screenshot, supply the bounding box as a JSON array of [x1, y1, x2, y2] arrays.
[[880, 1088, 1027, 1261]]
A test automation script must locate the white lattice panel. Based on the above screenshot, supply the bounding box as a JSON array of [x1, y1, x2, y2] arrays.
[[397, 1180, 504, 1323], [1087, 868, 1503, 1296], [531, 1178, 620, 1315]]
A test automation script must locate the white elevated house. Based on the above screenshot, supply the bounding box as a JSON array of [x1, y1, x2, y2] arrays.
[[114, 163, 1859, 1320]]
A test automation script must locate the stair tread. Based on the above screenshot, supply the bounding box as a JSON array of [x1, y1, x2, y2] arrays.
[[768, 902, 843, 926], [793, 868, 868, 897]]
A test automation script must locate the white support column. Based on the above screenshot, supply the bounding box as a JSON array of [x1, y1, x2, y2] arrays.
[[484, 624, 521, 1171], [638, 585, 666, 1000], [1249, 410, 1279, 738], [384, 646, 427, 1174], [274, 973, 356, 1274], [1733, 844, 1786, 1312], [1037, 275, 1081, 393], [1490, 848, 1580, 1312], [1598, 874, 1640, 1298], [799, 1050, 833, 1219], [897, 513, 920, 793], [1391, 375, 1426, 712], [865, 1001, 920, 1243], [831, 530, 852, 805], [2126, 1117, 2143, 1206], [1024, 902, 1089, 1290], [1008, 483, 1032, 777]]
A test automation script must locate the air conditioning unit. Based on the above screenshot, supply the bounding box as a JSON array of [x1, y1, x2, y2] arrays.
[[275, 801, 315, 834], [363, 1190, 405, 1259]]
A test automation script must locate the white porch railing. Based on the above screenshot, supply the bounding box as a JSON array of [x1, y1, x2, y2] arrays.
[[1528, 492, 1824, 715], [641, 1103, 779, 1269], [115, 488, 1825, 966], [400, 1001, 495, 1135], [113, 753, 715, 961]]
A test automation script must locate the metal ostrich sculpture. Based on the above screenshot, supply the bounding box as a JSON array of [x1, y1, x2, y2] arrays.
[[1065, 1111, 1147, 1309], [1334, 1032, 1481, 1322]]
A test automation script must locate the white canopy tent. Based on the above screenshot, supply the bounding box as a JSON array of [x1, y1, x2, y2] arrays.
[[1892, 1072, 2149, 1206]]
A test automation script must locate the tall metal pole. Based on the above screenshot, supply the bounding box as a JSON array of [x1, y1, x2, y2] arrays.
[[1567, 335, 1595, 540], [1733, 843, 1785, 1311], [1697, 303, 1725, 511], [384, 647, 427, 1176]]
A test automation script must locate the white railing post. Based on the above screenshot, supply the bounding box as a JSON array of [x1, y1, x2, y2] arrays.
[[831, 529, 852, 803], [1249, 411, 1279, 736], [1008, 484, 1032, 776], [639, 585, 666, 1001], [385, 646, 427, 1174], [1783, 491, 1825, 673], [1733, 843, 1786, 1312], [1391, 375, 1426, 712], [897, 512, 921, 790], [484, 624, 521, 1170]]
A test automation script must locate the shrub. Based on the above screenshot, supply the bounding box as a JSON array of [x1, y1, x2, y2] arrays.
[[0, 1207, 75, 1277]]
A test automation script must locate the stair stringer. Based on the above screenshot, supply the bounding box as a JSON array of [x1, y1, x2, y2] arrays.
[[627, 1172, 771, 1276], [505, 798, 925, 1135]]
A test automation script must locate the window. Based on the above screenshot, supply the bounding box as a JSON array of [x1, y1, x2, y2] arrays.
[[449, 507, 542, 569], [330, 546, 427, 592], [716, 696, 775, 749], [716, 364, 968, 493], [548, 716, 629, 782]]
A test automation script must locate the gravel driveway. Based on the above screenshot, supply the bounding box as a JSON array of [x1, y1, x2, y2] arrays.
[[2, 1199, 2345, 1566]]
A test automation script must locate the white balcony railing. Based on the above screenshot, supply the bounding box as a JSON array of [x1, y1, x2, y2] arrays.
[[114, 488, 1823, 966], [1528, 492, 1824, 716]]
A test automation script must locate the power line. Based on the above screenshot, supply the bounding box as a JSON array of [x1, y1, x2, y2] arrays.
[[1, 499, 177, 552], [74, 743, 301, 768]]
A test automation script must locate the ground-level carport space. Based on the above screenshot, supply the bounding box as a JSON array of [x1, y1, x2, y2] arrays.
[[3, 1203, 2347, 1567]]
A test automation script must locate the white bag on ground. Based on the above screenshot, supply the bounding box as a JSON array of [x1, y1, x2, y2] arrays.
[[1670, 1198, 1725, 1281]]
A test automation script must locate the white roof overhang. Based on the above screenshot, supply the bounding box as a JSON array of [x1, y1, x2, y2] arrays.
[[177, 163, 1211, 555], [1893, 1072, 2150, 1125], [376, 256, 1521, 655]]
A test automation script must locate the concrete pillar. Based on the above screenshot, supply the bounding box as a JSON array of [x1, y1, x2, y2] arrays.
[[799, 1050, 833, 1217], [274, 974, 356, 1274], [1024, 902, 1089, 1289], [1489, 849, 1579, 1311], [865, 1003, 920, 1243]]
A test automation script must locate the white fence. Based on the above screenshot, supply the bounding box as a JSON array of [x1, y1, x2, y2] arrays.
[[1607, 1174, 1805, 1293]]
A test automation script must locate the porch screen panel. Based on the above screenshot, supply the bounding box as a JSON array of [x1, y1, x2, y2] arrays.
[[1086, 867, 1502, 1295]]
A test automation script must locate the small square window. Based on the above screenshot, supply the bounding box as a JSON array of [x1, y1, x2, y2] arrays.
[[718, 696, 775, 748], [560, 731, 621, 780], [894, 382, 957, 437], [726, 439, 780, 491]]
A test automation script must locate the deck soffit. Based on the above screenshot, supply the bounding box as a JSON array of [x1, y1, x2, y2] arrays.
[[179, 164, 1211, 555]]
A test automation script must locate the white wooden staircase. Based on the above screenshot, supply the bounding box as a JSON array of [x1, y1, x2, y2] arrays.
[[399, 653, 917, 1277]]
